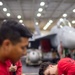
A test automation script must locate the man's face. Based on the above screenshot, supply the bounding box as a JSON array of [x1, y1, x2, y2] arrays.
[[44, 65, 56, 75], [8, 37, 29, 63]]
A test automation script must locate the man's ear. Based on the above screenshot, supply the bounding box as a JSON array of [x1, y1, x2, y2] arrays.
[[1, 40, 12, 56], [3, 39, 11, 45], [2, 39, 11, 48]]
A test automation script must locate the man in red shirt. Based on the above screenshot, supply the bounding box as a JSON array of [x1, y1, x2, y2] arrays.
[[0, 20, 32, 75], [39, 58, 75, 75]]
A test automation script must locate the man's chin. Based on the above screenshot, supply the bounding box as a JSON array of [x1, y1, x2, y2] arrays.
[[11, 59, 19, 64]]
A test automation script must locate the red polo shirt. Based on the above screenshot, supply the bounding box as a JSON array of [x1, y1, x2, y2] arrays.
[[0, 61, 10, 75], [58, 58, 75, 75]]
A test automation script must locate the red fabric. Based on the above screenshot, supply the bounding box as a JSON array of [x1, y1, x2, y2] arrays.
[[16, 60, 22, 75], [0, 61, 10, 75], [58, 58, 75, 75], [40, 39, 51, 52], [6, 60, 22, 75]]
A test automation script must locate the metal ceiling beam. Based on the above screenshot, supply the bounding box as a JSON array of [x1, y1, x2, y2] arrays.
[[50, 0, 64, 18], [2, 0, 17, 18]]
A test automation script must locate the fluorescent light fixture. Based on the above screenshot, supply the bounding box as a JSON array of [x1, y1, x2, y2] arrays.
[[3, 8, 7, 12], [43, 20, 53, 30], [17, 15, 21, 19], [40, 2, 45, 6], [6, 13, 10, 17], [35, 22, 38, 25], [73, 9, 75, 13], [0, 1, 3, 6], [38, 8, 43, 12], [37, 13, 41, 17], [62, 14, 67, 17], [19, 20, 23, 23], [72, 20, 75, 24], [48, 20, 53, 23]]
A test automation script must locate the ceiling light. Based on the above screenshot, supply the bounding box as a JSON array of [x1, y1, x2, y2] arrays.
[[48, 20, 53, 23], [37, 13, 41, 17], [35, 22, 38, 25], [6, 13, 10, 17], [3, 8, 7, 12], [43, 20, 53, 30], [0, 1, 3, 6], [38, 8, 43, 12], [72, 20, 75, 24], [62, 14, 67, 17], [19, 20, 23, 23], [40, 2, 45, 6], [73, 9, 75, 13], [17, 15, 21, 19]]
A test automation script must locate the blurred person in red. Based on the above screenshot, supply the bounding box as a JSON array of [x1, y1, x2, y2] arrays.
[[39, 57, 75, 75]]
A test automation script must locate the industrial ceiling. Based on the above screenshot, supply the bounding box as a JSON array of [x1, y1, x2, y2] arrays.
[[0, 0, 75, 33]]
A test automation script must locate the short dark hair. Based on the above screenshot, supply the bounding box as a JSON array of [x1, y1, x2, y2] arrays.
[[39, 62, 52, 75], [0, 20, 32, 45]]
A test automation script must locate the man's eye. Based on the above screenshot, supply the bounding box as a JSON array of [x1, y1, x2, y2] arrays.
[[21, 47, 25, 50], [21, 46, 28, 50]]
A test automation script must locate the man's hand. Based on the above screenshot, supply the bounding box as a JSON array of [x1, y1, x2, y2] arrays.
[[9, 64, 17, 72]]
